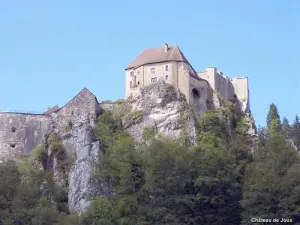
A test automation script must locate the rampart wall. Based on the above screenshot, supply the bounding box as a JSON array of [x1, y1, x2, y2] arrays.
[[0, 113, 51, 162], [0, 88, 102, 162]]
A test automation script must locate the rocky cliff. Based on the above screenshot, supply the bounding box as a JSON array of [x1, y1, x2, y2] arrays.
[[121, 81, 198, 145], [0, 83, 257, 215]]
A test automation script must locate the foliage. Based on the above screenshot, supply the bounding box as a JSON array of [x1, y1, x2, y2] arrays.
[[292, 115, 300, 149], [124, 110, 143, 125], [1, 99, 300, 225], [281, 116, 291, 138], [142, 126, 156, 142], [242, 133, 300, 223], [66, 120, 73, 131], [115, 99, 125, 104], [81, 196, 118, 225], [32, 144, 47, 164], [49, 132, 65, 157], [266, 103, 281, 134]]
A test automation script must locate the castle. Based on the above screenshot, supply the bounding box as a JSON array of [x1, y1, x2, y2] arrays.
[[0, 43, 251, 162], [125, 43, 250, 114]]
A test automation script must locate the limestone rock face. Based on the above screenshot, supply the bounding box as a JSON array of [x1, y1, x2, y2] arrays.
[[0, 85, 258, 216], [50, 88, 102, 214], [0, 89, 103, 215], [124, 80, 197, 145]]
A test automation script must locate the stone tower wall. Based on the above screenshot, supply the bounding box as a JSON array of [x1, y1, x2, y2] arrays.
[[51, 88, 100, 134]]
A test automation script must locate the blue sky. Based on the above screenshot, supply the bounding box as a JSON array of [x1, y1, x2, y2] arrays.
[[0, 1, 299, 127]]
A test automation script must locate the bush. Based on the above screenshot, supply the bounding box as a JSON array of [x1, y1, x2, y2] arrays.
[[142, 126, 156, 141], [32, 144, 47, 164], [66, 120, 73, 131]]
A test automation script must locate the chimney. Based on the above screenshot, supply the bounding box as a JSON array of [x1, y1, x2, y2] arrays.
[[164, 43, 169, 52]]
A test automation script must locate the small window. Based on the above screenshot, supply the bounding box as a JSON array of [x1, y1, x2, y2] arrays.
[[151, 77, 157, 83], [151, 68, 155, 74], [165, 75, 168, 81], [137, 81, 140, 85], [137, 71, 140, 75], [10, 143, 16, 148], [130, 81, 132, 88], [165, 65, 169, 71], [130, 71, 134, 76], [11, 127, 16, 132]]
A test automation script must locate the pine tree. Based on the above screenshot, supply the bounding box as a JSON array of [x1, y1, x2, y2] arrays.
[[242, 133, 300, 223], [292, 115, 300, 150], [281, 116, 291, 138], [266, 103, 281, 135]]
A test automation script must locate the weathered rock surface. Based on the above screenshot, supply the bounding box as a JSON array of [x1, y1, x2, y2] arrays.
[[50, 88, 101, 214], [0, 113, 51, 163], [0, 84, 258, 215], [0, 88, 102, 215], [124, 80, 198, 145]]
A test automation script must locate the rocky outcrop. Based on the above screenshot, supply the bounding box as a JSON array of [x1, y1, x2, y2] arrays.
[[122, 80, 198, 145], [0, 88, 103, 215], [49, 88, 102, 214], [0, 84, 258, 216]]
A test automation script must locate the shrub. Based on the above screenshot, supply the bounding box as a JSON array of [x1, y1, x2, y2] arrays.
[[142, 126, 156, 141], [66, 120, 73, 131], [32, 144, 47, 164]]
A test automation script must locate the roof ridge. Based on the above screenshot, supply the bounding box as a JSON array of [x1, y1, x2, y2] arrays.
[[126, 44, 192, 70]]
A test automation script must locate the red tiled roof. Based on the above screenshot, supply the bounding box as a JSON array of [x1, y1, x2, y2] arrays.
[[126, 44, 193, 70], [43, 105, 60, 116]]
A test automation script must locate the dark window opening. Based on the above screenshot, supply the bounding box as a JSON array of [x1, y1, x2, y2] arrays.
[[10, 143, 16, 148], [151, 77, 157, 83], [233, 94, 237, 99], [232, 119, 237, 129], [192, 89, 201, 113], [137, 81, 140, 85], [11, 127, 16, 132], [165, 65, 169, 71]]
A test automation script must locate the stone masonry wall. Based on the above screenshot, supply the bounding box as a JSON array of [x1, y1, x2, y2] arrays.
[[51, 88, 100, 135], [0, 113, 51, 162], [48, 88, 103, 214]]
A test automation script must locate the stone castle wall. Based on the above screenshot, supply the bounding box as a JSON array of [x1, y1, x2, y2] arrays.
[[198, 67, 249, 112], [51, 88, 100, 134], [0, 113, 51, 162], [0, 88, 101, 162]]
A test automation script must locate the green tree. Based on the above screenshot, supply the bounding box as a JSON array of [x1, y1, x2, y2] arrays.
[[138, 136, 242, 225], [81, 196, 118, 225], [0, 161, 21, 222], [281, 116, 291, 138], [292, 115, 300, 150], [242, 133, 300, 224], [266, 103, 281, 134]]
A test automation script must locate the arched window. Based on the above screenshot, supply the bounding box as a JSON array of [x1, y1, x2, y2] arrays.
[[165, 65, 169, 72]]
